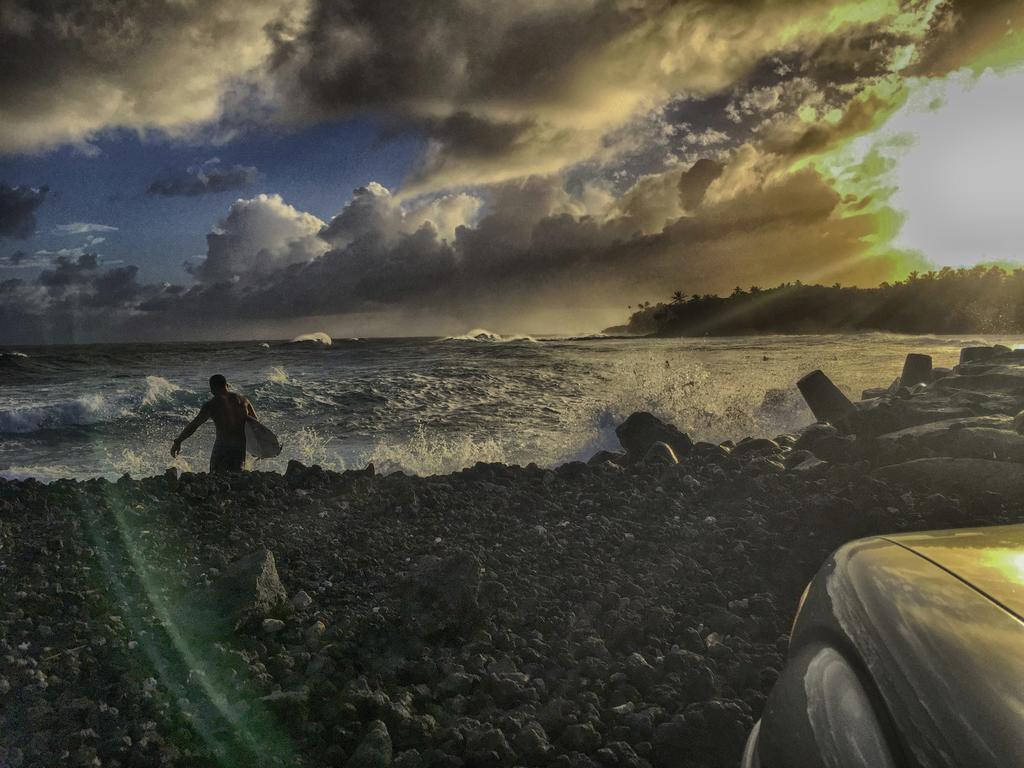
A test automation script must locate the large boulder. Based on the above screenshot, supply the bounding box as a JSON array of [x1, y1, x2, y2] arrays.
[[875, 458, 1024, 497], [875, 416, 1022, 463], [796, 370, 855, 424], [843, 398, 975, 437], [959, 346, 997, 365], [399, 551, 482, 636], [615, 412, 693, 460], [210, 548, 288, 631], [934, 367, 1024, 397], [794, 423, 840, 452], [642, 441, 679, 465]]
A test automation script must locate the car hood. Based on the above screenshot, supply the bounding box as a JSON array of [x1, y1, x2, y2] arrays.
[[884, 523, 1024, 621]]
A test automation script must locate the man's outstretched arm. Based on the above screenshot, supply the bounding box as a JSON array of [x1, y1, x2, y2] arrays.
[[171, 403, 210, 457]]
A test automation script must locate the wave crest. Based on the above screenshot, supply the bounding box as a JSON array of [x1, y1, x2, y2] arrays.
[[443, 328, 537, 343], [289, 331, 332, 346]]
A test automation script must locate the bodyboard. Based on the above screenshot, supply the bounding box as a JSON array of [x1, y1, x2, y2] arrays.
[[245, 418, 282, 459]]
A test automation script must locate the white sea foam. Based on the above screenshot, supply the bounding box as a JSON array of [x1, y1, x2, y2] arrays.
[[268, 366, 293, 385], [370, 426, 509, 476], [0, 376, 195, 434], [0, 464, 80, 482], [443, 328, 538, 343], [140, 375, 183, 407], [0, 393, 118, 433], [289, 331, 332, 346]]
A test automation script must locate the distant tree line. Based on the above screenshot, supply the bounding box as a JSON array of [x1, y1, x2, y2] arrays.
[[606, 266, 1024, 336]]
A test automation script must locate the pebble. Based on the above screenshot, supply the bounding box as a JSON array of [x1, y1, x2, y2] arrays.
[[2, 387, 1024, 768]]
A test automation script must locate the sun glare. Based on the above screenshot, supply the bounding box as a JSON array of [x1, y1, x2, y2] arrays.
[[821, 62, 1024, 270]]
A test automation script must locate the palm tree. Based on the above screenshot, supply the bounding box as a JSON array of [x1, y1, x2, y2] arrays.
[[670, 291, 685, 305]]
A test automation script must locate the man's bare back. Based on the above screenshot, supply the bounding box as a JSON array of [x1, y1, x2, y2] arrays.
[[171, 375, 256, 473]]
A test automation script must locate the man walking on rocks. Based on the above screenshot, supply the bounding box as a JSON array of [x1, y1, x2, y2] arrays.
[[171, 374, 256, 473]]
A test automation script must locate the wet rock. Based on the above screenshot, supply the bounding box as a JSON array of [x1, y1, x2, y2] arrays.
[[588, 451, 626, 466], [615, 412, 693, 460], [875, 458, 1024, 497], [845, 398, 976, 437], [878, 420, 1024, 463], [640, 442, 678, 466], [291, 590, 313, 610], [731, 438, 780, 458]]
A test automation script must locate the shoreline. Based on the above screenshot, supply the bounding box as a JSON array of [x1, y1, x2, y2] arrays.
[[4, 343, 1024, 767]]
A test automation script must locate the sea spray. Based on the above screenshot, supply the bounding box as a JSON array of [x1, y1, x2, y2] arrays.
[[370, 425, 508, 476], [140, 375, 185, 407], [288, 425, 345, 470], [268, 366, 292, 385], [0, 393, 117, 433], [0, 334, 984, 480]]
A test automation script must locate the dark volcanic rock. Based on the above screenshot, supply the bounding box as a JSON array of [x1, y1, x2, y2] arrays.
[[876, 418, 1024, 463], [348, 721, 394, 768], [875, 457, 1024, 497], [641, 442, 679, 465], [615, 412, 693, 460], [399, 551, 482, 636], [588, 450, 626, 466], [7, 354, 1024, 768], [211, 548, 289, 630]]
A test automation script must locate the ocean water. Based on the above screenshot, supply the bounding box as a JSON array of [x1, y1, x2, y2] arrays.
[[1, 331, 1018, 481]]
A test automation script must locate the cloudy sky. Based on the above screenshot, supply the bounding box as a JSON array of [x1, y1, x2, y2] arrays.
[[2, 0, 1023, 343]]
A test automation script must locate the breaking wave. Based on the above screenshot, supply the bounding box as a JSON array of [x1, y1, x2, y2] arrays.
[[443, 328, 538, 343], [0, 375, 199, 434], [0, 393, 118, 434], [289, 331, 332, 346]]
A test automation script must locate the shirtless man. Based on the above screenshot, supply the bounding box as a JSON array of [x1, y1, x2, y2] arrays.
[[171, 374, 256, 473]]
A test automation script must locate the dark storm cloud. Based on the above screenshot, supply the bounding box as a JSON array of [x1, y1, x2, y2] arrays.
[[0, 0, 300, 153], [678, 159, 724, 211], [105, 150, 892, 336], [0, 184, 49, 239], [0, 152, 909, 343], [146, 162, 260, 197], [269, 0, 936, 190]]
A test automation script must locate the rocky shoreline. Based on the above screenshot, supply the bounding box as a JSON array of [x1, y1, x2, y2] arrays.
[[4, 344, 1024, 768]]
